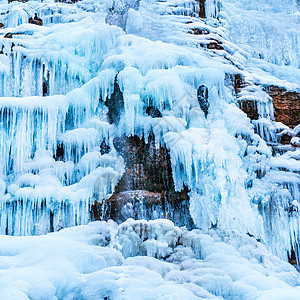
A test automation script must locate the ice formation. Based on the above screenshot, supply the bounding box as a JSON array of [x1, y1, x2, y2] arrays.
[[1, 219, 300, 299], [0, 0, 299, 297]]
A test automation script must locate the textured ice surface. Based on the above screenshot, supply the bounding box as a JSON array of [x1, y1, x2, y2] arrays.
[[0, 219, 300, 299]]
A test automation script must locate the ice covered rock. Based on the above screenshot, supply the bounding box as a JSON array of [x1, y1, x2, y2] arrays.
[[265, 85, 300, 129], [197, 84, 210, 117], [28, 13, 42, 26]]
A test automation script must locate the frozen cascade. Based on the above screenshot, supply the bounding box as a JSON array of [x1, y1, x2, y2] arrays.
[[0, 0, 299, 276]]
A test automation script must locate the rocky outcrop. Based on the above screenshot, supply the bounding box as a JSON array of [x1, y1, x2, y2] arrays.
[[232, 75, 260, 120], [197, 85, 210, 117], [233, 74, 247, 94], [199, 39, 224, 50], [238, 100, 259, 120], [197, 0, 206, 18], [29, 14, 43, 26], [103, 190, 164, 221], [190, 28, 209, 35], [105, 76, 124, 125], [8, 0, 28, 3], [92, 136, 194, 228], [4, 33, 13, 39], [265, 86, 300, 128]]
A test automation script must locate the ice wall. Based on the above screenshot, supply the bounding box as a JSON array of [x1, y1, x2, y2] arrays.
[[0, 0, 299, 267], [0, 1, 125, 235]]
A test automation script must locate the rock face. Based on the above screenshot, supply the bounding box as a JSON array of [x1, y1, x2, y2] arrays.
[[92, 136, 194, 228], [238, 100, 259, 120], [4, 33, 13, 39], [232, 75, 260, 120], [103, 190, 164, 221], [197, 0, 206, 18], [233, 74, 247, 94], [197, 85, 210, 117], [265, 85, 300, 128], [105, 76, 124, 125], [29, 14, 43, 26]]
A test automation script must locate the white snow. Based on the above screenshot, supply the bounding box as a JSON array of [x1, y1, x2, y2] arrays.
[[0, 219, 300, 299]]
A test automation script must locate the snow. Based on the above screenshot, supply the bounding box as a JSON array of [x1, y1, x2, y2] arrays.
[[0, 219, 300, 299]]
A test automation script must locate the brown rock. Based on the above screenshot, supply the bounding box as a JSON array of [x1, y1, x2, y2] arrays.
[[112, 136, 174, 194], [104, 190, 164, 221], [55, 0, 78, 2], [197, 0, 206, 18], [238, 99, 259, 120], [0, 23, 4, 29], [29, 14, 43, 26], [91, 136, 194, 228], [280, 133, 292, 145], [233, 74, 247, 94], [8, 0, 28, 2], [265, 85, 300, 128], [4, 33, 13, 39], [200, 39, 224, 50], [190, 28, 209, 35]]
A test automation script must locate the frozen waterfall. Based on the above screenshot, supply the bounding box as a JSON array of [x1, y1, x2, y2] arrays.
[[0, 0, 299, 272]]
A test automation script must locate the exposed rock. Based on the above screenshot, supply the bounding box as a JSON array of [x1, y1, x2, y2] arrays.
[[146, 106, 162, 118], [92, 136, 194, 228], [55, 0, 78, 3], [8, 0, 28, 2], [105, 76, 124, 125], [265, 85, 300, 128], [100, 139, 110, 155], [233, 74, 247, 94], [197, 85, 210, 117], [0, 23, 4, 29], [190, 28, 209, 35], [4, 33, 13, 39], [197, 0, 206, 18], [112, 136, 174, 193], [291, 137, 300, 147], [238, 99, 259, 120], [42, 64, 49, 96], [104, 190, 163, 221], [54, 144, 64, 161], [200, 39, 224, 50], [29, 14, 43, 26], [280, 133, 292, 145]]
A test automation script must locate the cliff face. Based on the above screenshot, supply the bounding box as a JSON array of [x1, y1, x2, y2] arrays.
[[266, 86, 300, 129], [92, 135, 193, 228]]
